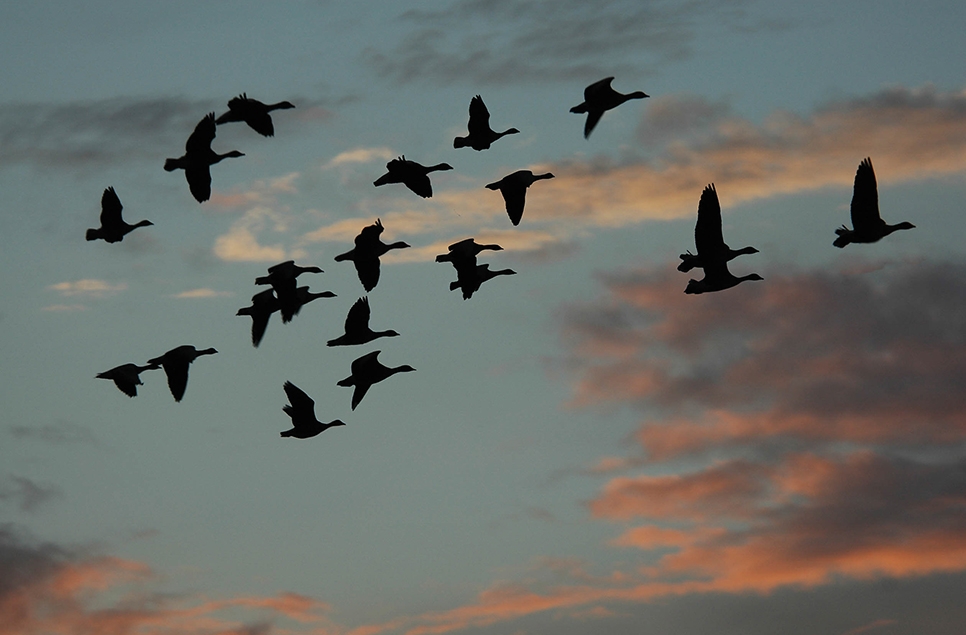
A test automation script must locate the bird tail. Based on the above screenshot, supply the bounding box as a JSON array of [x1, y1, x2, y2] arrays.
[[484, 182, 500, 190], [333, 251, 351, 262], [833, 226, 851, 248], [570, 103, 588, 114], [453, 136, 468, 149], [336, 376, 354, 387], [280, 429, 295, 437], [85, 228, 100, 241], [163, 158, 179, 172]]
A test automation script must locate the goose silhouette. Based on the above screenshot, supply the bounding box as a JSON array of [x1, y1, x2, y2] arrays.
[[679, 184, 758, 272], [215, 93, 295, 137], [327, 297, 400, 347], [96, 362, 160, 397], [450, 263, 516, 300], [236, 289, 281, 347], [337, 350, 415, 410], [485, 170, 554, 226], [454, 95, 520, 151], [570, 77, 649, 138], [373, 155, 453, 198], [147, 345, 218, 402], [833, 157, 915, 247], [281, 381, 345, 439], [281, 286, 336, 323], [435, 238, 503, 267], [334, 219, 410, 291], [86, 187, 152, 243], [164, 113, 244, 203]]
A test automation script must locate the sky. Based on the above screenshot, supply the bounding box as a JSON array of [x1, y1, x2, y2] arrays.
[[2, 1, 966, 634]]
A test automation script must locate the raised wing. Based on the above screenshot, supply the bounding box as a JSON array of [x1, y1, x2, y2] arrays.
[[694, 184, 725, 255], [283, 381, 315, 414], [185, 165, 212, 203], [584, 77, 614, 101], [344, 297, 371, 334], [850, 157, 881, 231], [100, 187, 123, 226], [467, 95, 491, 135], [185, 113, 216, 154]]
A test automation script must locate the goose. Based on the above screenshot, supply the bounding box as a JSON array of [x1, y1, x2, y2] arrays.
[[96, 362, 160, 397], [373, 155, 453, 198], [327, 297, 400, 346], [450, 263, 516, 300], [435, 238, 503, 266], [833, 157, 915, 248], [164, 113, 244, 203], [254, 260, 323, 288], [570, 77, 649, 138], [280, 285, 336, 323], [281, 381, 345, 439], [485, 170, 554, 226], [215, 93, 295, 137], [86, 187, 153, 243], [678, 184, 758, 272], [147, 345, 218, 402], [453, 95, 520, 151], [236, 289, 280, 347], [684, 258, 763, 295], [337, 350, 415, 410], [334, 218, 410, 291]]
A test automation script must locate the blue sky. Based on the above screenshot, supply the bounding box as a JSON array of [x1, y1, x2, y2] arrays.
[[2, 2, 966, 634]]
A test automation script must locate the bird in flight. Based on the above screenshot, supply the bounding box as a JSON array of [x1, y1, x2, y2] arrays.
[[334, 219, 410, 292], [454, 95, 520, 151], [570, 77, 649, 138], [164, 113, 244, 203], [327, 296, 400, 347], [373, 156, 453, 198], [485, 170, 554, 226], [678, 184, 758, 273], [86, 187, 153, 244], [833, 157, 915, 248], [337, 350, 415, 410], [281, 381, 345, 439], [216, 93, 295, 137], [96, 362, 160, 397], [147, 345, 218, 402]]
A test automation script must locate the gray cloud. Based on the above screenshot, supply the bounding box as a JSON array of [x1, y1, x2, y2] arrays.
[[8, 421, 97, 445], [0, 477, 62, 513]]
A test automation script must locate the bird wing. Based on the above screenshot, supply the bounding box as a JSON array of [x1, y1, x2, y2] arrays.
[[283, 381, 316, 417], [351, 350, 381, 374], [850, 157, 881, 230], [185, 113, 216, 154], [161, 359, 190, 402], [267, 260, 296, 275], [344, 297, 370, 334], [405, 174, 433, 198], [355, 256, 381, 292], [467, 95, 490, 134], [501, 186, 527, 226], [694, 184, 725, 255], [100, 187, 124, 226], [246, 111, 275, 137], [250, 311, 271, 347], [584, 77, 615, 101], [185, 165, 212, 203], [583, 109, 604, 138]]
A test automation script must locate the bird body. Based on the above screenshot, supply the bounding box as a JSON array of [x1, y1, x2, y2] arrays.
[[678, 184, 759, 272], [236, 289, 281, 347], [833, 157, 915, 248], [327, 296, 399, 346], [435, 238, 503, 265], [453, 95, 519, 150], [334, 219, 410, 291], [485, 170, 554, 226], [570, 77, 648, 138], [281, 286, 336, 323], [147, 345, 218, 402], [337, 350, 415, 410], [281, 381, 345, 438], [215, 93, 295, 137], [373, 156, 453, 198], [96, 362, 160, 397], [86, 187, 153, 243], [164, 113, 244, 203]]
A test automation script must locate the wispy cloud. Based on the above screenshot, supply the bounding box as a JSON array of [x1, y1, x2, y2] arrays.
[[7, 422, 97, 446], [322, 147, 396, 169], [0, 476, 61, 513], [47, 279, 127, 298], [171, 288, 234, 299], [213, 207, 291, 263]]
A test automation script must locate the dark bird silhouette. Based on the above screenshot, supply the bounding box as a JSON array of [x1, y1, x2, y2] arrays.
[[685, 258, 763, 294], [678, 184, 759, 272], [334, 219, 410, 291], [164, 113, 244, 203], [337, 350, 415, 410], [281, 381, 345, 439], [96, 362, 160, 397], [86, 187, 153, 243], [254, 260, 327, 323], [570, 77, 649, 138], [373, 155, 453, 198], [327, 297, 400, 346], [453, 95, 520, 151], [435, 238, 503, 266], [485, 170, 554, 226], [255, 260, 323, 287], [215, 93, 295, 137], [833, 157, 915, 248], [450, 263, 517, 300], [281, 286, 336, 323], [147, 345, 218, 402], [236, 289, 280, 347]]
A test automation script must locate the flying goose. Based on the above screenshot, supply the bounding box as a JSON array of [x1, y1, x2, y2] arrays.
[[833, 157, 915, 248], [281, 286, 336, 323], [86, 187, 153, 243], [373, 156, 453, 198], [334, 219, 410, 291], [570, 77, 649, 138], [215, 93, 295, 137], [236, 289, 281, 347], [337, 350, 415, 410], [678, 184, 758, 272], [453, 95, 520, 151], [96, 362, 160, 397], [147, 345, 218, 402], [485, 170, 554, 226], [327, 297, 400, 347], [164, 113, 244, 203], [450, 263, 516, 300], [281, 381, 345, 438], [684, 257, 763, 294], [435, 238, 503, 266]]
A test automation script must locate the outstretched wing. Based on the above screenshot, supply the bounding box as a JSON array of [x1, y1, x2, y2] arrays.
[[185, 113, 216, 154], [283, 381, 316, 419], [344, 297, 371, 335], [467, 95, 490, 135], [100, 187, 124, 226], [185, 165, 212, 203], [850, 157, 881, 230], [584, 77, 614, 101], [501, 186, 527, 226], [162, 360, 190, 402], [694, 184, 725, 255], [583, 110, 604, 139]]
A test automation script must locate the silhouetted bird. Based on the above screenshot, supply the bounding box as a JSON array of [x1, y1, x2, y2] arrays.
[[96, 362, 159, 397], [453, 95, 520, 151], [236, 289, 280, 347], [164, 113, 244, 203], [327, 297, 400, 346], [86, 187, 153, 243], [678, 184, 759, 272], [435, 238, 504, 266], [685, 258, 763, 294], [833, 157, 915, 248], [334, 219, 410, 291], [337, 350, 415, 410], [570, 77, 649, 138], [373, 155, 453, 198], [485, 170, 554, 226], [281, 381, 345, 438], [215, 93, 295, 137], [255, 260, 323, 287], [450, 263, 516, 300], [147, 345, 218, 402], [281, 285, 336, 323], [254, 260, 326, 323]]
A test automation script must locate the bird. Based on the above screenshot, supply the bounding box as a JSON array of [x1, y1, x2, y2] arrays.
[[147, 345, 218, 402], [95, 362, 160, 397], [434, 238, 504, 266], [327, 297, 400, 346], [334, 219, 410, 291], [570, 77, 649, 138], [453, 95, 520, 151], [337, 350, 415, 410], [85, 187, 153, 243], [215, 93, 295, 137], [678, 184, 759, 272], [833, 157, 915, 248], [281, 381, 345, 439], [164, 113, 244, 203], [254, 260, 323, 288], [236, 289, 280, 347], [254, 261, 328, 323], [485, 170, 554, 226], [373, 156, 453, 198], [280, 286, 336, 323], [450, 263, 517, 300], [684, 257, 763, 294]]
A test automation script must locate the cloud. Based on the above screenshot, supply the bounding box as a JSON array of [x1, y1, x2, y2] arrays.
[[0, 477, 61, 513], [207, 172, 302, 210], [213, 207, 289, 263], [47, 279, 127, 298], [41, 304, 88, 312], [7, 422, 97, 446], [322, 147, 396, 169], [171, 288, 234, 299]]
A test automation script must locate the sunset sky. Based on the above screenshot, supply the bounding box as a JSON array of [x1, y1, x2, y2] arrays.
[[3, 2, 966, 634]]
